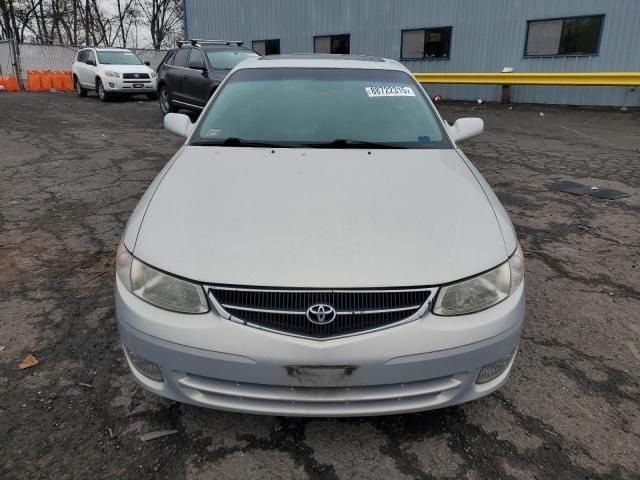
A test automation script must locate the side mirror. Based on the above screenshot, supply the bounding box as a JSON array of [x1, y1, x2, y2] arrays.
[[144, 61, 151, 66], [189, 59, 206, 71], [86, 59, 96, 66], [449, 118, 484, 143], [164, 113, 194, 138]]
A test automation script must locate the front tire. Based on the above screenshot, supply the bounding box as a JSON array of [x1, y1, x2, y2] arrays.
[[158, 86, 177, 114], [75, 76, 87, 97], [96, 79, 110, 102]]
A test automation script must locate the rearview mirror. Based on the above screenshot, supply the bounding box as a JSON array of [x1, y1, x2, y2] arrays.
[[164, 113, 194, 138], [449, 118, 484, 143], [144, 61, 151, 66]]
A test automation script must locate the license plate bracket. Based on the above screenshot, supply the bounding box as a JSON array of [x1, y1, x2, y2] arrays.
[[285, 365, 358, 386], [133, 83, 143, 88]]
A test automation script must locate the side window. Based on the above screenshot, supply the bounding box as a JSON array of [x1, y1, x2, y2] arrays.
[[401, 27, 452, 59], [314, 34, 350, 54], [77, 50, 86, 62], [87, 50, 96, 64], [163, 50, 177, 66], [525, 15, 604, 56], [188, 48, 206, 69], [252, 39, 280, 56], [173, 48, 190, 68]]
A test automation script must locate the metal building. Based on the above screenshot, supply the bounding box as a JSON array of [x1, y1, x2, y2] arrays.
[[183, 0, 640, 106]]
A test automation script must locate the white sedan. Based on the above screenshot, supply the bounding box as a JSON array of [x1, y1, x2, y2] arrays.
[[115, 54, 525, 416]]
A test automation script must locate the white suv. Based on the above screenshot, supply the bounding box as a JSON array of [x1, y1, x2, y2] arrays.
[[72, 47, 158, 101]]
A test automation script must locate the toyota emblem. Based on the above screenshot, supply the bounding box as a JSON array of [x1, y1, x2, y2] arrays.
[[306, 304, 337, 325], [134, 73, 140, 78]]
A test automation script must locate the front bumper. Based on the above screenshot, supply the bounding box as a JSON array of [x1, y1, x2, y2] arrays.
[[116, 279, 525, 417], [103, 77, 157, 93]]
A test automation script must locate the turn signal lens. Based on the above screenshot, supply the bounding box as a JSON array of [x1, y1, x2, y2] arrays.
[[509, 243, 525, 294], [115, 241, 133, 291]]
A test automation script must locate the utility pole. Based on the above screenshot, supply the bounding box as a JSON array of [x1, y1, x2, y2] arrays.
[[73, 0, 78, 45], [85, 0, 90, 45]]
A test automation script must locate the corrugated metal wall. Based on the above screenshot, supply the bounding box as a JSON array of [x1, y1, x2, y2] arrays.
[[184, 0, 640, 106]]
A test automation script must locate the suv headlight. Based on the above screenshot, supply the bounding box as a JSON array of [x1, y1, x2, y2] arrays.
[[104, 70, 120, 78], [116, 241, 209, 314], [433, 243, 524, 316], [150, 71, 158, 78]]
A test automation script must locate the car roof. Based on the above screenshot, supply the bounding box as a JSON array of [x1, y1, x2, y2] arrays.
[[235, 54, 408, 72]]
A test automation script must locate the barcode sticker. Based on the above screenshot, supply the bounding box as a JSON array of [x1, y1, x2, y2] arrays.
[[365, 86, 416, 97]]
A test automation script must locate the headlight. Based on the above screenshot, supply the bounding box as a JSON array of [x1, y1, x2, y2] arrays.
[[104, 70, 120, 78], [115, 241, 209, 314], [150, 71, 158, 78], [433, 243, 524, 316]]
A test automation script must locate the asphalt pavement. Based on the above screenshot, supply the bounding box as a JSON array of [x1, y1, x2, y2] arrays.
[[1, 91, 639, 479]]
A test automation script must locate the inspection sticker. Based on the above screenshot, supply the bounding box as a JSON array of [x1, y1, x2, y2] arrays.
[[365, 86, 415, 97]]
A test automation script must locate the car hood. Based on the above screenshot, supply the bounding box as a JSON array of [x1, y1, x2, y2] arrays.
[[100, 63, 154, 74], [133, 147, 510, 287]]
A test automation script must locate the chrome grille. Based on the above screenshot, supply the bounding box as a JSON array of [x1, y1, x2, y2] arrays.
[[207, 286, 436, 339]]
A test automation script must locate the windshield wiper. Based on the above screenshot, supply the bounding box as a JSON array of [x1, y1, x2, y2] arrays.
[[191, 137, 300, 148], [306, 139, 408, 149]]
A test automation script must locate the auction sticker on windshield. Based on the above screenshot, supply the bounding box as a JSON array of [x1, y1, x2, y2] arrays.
[[365, 86, 415, 97]]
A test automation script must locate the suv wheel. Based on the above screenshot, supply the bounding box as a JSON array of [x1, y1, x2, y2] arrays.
[[97, 79, 110, 102], [75, 76, 87, 97], [159, 86, 177, 114]]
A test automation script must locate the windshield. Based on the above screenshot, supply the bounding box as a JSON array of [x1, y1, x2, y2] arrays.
[[97, 51, 143, 65], [194, 68, 450, 149], [205, 50, 259, 70]]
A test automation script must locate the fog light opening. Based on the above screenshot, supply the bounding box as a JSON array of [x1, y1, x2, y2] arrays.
[[123, 344, 164, 382], [476, 350, 516, 384], [108, 82, 115, 88]]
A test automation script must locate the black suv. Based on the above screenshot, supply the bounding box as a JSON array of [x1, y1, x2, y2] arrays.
[[157, 40, 259, 115]]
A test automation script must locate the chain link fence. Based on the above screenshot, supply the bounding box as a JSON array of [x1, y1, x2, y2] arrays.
[[0, 40, 17, 77], [1, 41, 169, 86]]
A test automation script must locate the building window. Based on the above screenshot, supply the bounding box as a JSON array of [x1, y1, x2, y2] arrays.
[[253, 39, 280, 56], [314, 34, 350, 54], [401, 27, 452, 60], [525, 15, 604, 56]]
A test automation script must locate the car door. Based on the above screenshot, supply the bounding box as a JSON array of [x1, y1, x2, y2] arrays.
[[185, 48, 212, 107], [75, 50, 87, 84], [168, 48, 190, 104], [82, 50, 97, 87]]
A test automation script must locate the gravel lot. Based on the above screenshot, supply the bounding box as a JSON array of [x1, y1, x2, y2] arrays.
[[1, 91, 639, 480]]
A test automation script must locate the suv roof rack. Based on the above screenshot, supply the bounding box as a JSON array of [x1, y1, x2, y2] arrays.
[[177, 39, 244, 47], [83, 46, 129, 50]]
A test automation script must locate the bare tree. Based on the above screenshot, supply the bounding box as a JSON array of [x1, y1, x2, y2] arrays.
[[137, 0, 181, 49], [0, 0, 12, 39], [1, 0, 183, 48], [0, 0, 23, 41]]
